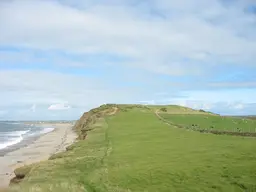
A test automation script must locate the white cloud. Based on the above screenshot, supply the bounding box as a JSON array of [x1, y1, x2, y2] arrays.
[[153, 88, 256, 114], [0, 69, 255, 119], [48, 103, 71, 110], [171, 99, 249, 113], [0, 49, 91, 68], [0, 0, 255, 119], [0, 69, 142, 119], [176, 89, 256, 104], [154, 92, 168, 96], [0, 0, 255, 76], [0, 110, 7, 116], [228, 103, 245, 110], [30, 104, 36, 112], [172, 100, 213, 110]]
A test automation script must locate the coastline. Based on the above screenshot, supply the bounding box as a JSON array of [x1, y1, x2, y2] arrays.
[[0, 133, 44, 157], [0, 123, 77, 189]]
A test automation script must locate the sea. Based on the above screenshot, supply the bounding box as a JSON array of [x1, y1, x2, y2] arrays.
[[0, 121, 54, 156]]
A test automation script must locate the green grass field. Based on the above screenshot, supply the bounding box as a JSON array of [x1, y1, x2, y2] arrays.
[[9, 105, 256, 192], [160, 113, 256, 133]]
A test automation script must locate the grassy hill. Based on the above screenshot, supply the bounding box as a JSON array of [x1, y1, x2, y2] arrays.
[[159, 113, 256, 133], [230, 116, 256, 120], [9, 104, 256, 192]]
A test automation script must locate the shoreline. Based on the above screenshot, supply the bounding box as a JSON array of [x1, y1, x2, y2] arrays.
[[0, 123, 77, 189], [0, 134, 43, 157], [0, 123, 56, 156]]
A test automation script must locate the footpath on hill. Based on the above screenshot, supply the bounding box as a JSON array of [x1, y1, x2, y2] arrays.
[[155, 109, 256, 137], [7, 105, 256, 192]]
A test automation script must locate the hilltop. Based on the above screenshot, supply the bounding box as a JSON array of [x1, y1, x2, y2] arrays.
[[8, 104, 256, 192]]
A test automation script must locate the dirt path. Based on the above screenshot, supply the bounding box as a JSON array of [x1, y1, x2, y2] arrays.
[[108, 107, 119, 115], [155, 110, 256, 137], [155, 109, 175, 127]]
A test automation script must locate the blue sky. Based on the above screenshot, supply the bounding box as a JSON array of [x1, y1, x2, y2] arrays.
[[0, 0, 255, 120]]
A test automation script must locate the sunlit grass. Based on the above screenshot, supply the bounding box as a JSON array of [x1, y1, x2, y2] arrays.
[[9, 105, 256, 192], [160, 113, 256, 132]]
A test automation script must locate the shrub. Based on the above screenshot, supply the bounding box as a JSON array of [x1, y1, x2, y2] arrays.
[[11, 165, 33, 184], [160, 107, 167, 112], [66, 145, 75, 151], [49, 152, 66, 160], [14, 165, 32, 177]]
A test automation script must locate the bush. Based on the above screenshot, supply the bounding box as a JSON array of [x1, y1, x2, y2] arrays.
[[160, 107, 167, 112], [66, 145, 75, 151], [14, 165, 32, 177], [11, 165, 33, 184], [49, 152, 66, 160]]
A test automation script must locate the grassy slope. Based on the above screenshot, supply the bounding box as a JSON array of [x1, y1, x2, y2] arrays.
[[10, 117, 109, 192], [231, 116, 256, 120], [160, 113, 256, 132], [151, 105, 217, 115], [105, 110, 256, 191], [9, 105, 256, 192]]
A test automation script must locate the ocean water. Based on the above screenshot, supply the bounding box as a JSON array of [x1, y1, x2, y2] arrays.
[[0, 121, 54, 153]]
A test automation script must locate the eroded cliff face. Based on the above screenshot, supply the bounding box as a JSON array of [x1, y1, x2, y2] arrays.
[[73, 104, 119, 140]]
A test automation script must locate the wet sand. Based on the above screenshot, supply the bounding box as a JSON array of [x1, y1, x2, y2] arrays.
[[0, 123, 77, 189]]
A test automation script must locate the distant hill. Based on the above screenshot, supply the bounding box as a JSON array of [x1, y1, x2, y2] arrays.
[[226, 115, 256, 120], [9, 104, 256, 192]]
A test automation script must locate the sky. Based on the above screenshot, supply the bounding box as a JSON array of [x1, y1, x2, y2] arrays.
[[0, 0, 255, 120]]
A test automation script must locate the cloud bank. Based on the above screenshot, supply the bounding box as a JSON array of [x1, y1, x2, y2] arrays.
[[0, 0, 255, 120]]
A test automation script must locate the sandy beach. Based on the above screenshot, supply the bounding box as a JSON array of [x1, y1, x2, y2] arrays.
[[0, 123, 77, 189]]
